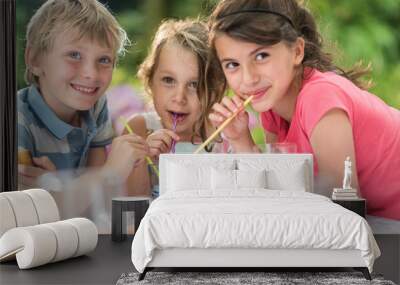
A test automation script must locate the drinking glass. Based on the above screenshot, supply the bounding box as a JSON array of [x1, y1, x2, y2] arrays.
[[265, 142, 298, 154]]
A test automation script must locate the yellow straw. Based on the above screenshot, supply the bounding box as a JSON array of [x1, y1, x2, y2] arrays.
[[194, 96, 254, 154], [119, 117, 159, 177], [144, 157, 160, 177]]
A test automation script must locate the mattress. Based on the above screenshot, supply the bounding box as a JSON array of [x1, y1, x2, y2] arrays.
[[131, 190, 380, 273]]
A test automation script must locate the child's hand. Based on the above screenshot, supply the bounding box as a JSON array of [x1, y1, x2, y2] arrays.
[[209, 95, 251, 142], [18, 156, 56, 188], [106, 134, 150, 180], [146, 129, 180, 157]]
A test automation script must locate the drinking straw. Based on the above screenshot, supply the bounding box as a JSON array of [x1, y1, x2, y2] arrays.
[[193, 96, 254, 154], [170, 113, 178, 153], [119, 117, 159, 177]]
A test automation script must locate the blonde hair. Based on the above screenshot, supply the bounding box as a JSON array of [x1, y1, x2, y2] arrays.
[[138, 19, 225, 151], [24, 0, 130, 85]]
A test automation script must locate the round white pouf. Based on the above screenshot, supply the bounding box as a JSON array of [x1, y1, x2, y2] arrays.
[[65, 218, 98, 257], [42, 221, 79, 262], [24, 189, 60, 223], [0, 196, 17, 237], [0, 226, 57, 269], [1, 192, 39, 227]]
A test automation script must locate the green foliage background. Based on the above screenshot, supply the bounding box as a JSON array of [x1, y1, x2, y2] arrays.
[[16, 0, 400, 145]]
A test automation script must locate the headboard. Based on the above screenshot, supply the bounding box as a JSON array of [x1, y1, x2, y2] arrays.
[[159, 153, 313, 195]]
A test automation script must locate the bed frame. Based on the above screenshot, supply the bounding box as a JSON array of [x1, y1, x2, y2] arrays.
[[138, 154, 371, 280], [141, 248, 371, 280]]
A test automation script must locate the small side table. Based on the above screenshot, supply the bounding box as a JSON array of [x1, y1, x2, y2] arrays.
[[332, 198, 366, 218], [112, 196, 151, 242]]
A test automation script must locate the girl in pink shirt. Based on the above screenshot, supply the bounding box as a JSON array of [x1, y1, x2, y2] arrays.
[[207, 0, 400, 220]]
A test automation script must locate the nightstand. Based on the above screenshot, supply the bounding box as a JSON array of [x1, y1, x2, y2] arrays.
[[112, 196, 151, 242], [332, 198, 366, 218]]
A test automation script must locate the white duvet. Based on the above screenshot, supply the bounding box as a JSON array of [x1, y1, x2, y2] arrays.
[[131, 190, 380, 273]]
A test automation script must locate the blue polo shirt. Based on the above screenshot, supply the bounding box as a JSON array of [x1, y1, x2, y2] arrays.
[[18, 86, 114, 170]]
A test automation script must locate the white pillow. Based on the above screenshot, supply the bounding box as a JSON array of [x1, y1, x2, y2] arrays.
[[211, 168, 236, 190], [211, 168, 267, 190], [167, 161, 235, 192], [236, 169, 267, 189], [167, 163, 209, 191], [238, 159, 307, 191], [267, 164, 306, 191]]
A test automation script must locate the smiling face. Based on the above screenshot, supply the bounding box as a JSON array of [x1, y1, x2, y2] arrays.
[[214, 34, 304, 114], [28, 28, 115, 123], [150, 41, 201, 140]]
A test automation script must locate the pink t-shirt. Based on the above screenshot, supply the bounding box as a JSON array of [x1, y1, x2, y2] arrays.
[[260, 69, 400, 219]]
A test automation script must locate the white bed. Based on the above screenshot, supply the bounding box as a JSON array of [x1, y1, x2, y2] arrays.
[[131, 154, 380, 280]]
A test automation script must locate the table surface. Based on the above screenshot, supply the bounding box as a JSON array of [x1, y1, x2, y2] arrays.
[[1, 234, 398, 285], [0, 235, 134, 285]]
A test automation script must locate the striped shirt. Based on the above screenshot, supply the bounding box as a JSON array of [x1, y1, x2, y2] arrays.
[[18, 86, 114, 170]]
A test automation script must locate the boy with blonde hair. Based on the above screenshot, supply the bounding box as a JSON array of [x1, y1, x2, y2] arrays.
[[18, 0, 148, 187]]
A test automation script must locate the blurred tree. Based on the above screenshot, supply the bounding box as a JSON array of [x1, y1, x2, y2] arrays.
[[16, 0, 41, 89], [308, 0, 400, 107]]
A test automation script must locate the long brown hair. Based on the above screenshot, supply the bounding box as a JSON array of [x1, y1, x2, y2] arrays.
[[207, 0, 371, 96], [138, 19, 224, 151]]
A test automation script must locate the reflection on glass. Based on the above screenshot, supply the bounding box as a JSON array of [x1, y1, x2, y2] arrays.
[[36, 167, 124, 234], [265, 142, 298, 154], [123, 211, 135, 235], [174, 142, 200, 154]]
